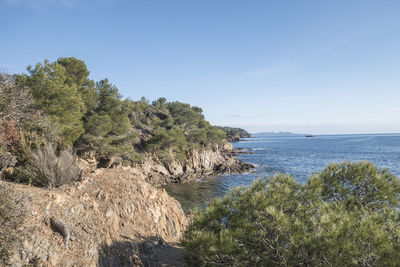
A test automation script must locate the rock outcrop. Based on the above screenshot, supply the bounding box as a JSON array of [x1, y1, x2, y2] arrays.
[[2, 168, 187, 266], [1, 141, 253, 266], [226, 135, 241, 142], [133, 142, 254, 185], [81, 141, 254, 186]]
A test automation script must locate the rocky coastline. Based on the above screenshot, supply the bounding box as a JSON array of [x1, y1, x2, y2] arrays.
[[0, 58, 255, 266], [1, 141, 253, 266], [80, 140, 254, 186], [133, 141, 254, 185]]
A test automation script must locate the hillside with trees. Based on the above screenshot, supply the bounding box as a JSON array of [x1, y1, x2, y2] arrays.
[[218, 126, 251, 142], [0, 57, 254, 265], [1, 58, 400, 266], [0, 57, 235, 187]]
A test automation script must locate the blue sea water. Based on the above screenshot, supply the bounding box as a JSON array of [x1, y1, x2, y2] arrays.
[[164, 133, 400, 211]]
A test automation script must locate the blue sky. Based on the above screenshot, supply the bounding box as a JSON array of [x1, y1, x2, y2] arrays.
[[1, 0, 400, 134]]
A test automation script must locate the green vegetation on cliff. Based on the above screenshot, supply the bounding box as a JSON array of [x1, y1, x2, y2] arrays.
[[182, 161, 400, 266], [218, 126, 251, 142], [0, 57, 226, 187]]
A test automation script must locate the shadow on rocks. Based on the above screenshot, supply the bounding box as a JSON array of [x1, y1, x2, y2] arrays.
[[98, 236, 186, 267], [98, 240, 141, 267], [139, 236, 186, 267]]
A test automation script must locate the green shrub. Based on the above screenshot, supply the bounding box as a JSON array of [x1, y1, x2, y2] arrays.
[[182, 161, 400, 266], [187, 128, 207, 148], [205, 126, 226, 145], [84, 114, 112, 137], [147, 127, 187, 151]]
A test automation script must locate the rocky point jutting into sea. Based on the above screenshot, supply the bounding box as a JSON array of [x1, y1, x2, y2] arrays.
[[1, 141, 253, 266], [80, 140, 254, 185]]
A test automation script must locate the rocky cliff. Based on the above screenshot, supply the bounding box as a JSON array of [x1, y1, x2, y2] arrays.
[[81, 141, 254, 186], [133, 141, 253, 185], [1, 142, 253, 266], [1, 168, 187, 266]]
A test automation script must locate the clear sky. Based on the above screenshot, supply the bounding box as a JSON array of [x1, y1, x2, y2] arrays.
[[1, 0, 400, 134]]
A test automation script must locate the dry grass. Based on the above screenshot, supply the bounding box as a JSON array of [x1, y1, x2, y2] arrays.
[[32, 143, 80, 188]]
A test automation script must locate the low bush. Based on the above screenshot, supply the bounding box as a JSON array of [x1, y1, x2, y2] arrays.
[[182, 161, 400, 266], [31, 143, 80, 188], [4, 138, 80, 188]]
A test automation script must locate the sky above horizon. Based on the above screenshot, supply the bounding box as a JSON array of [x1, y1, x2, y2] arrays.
[[1, 0, 400, 134]]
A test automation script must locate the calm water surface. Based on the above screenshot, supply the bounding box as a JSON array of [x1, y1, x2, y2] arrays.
[[164, 134, 400, 211]]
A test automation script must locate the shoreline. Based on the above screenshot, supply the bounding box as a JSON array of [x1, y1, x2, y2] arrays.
[[1, 140, 254, 266], [79, 141, 255, 186]]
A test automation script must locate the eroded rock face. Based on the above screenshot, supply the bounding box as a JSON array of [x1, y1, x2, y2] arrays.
[[79, 141, 254, 186], [2, 168, 187, 266], [128, 141, 254, 185]]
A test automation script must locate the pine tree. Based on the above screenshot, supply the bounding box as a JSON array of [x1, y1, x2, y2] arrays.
[[182, 161, 400, 266], [57, 57, 98, 114], [93, 79, 130, 136], [18, 60, 85, 145]]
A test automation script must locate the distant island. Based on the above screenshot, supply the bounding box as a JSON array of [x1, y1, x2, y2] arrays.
[[252, 132, 311, 137]]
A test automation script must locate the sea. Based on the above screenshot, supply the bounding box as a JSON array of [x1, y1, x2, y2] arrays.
[[164, 133, 400, 211]]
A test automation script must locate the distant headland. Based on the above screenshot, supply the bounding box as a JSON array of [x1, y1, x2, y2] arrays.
[[252, 132, 311, 137]]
